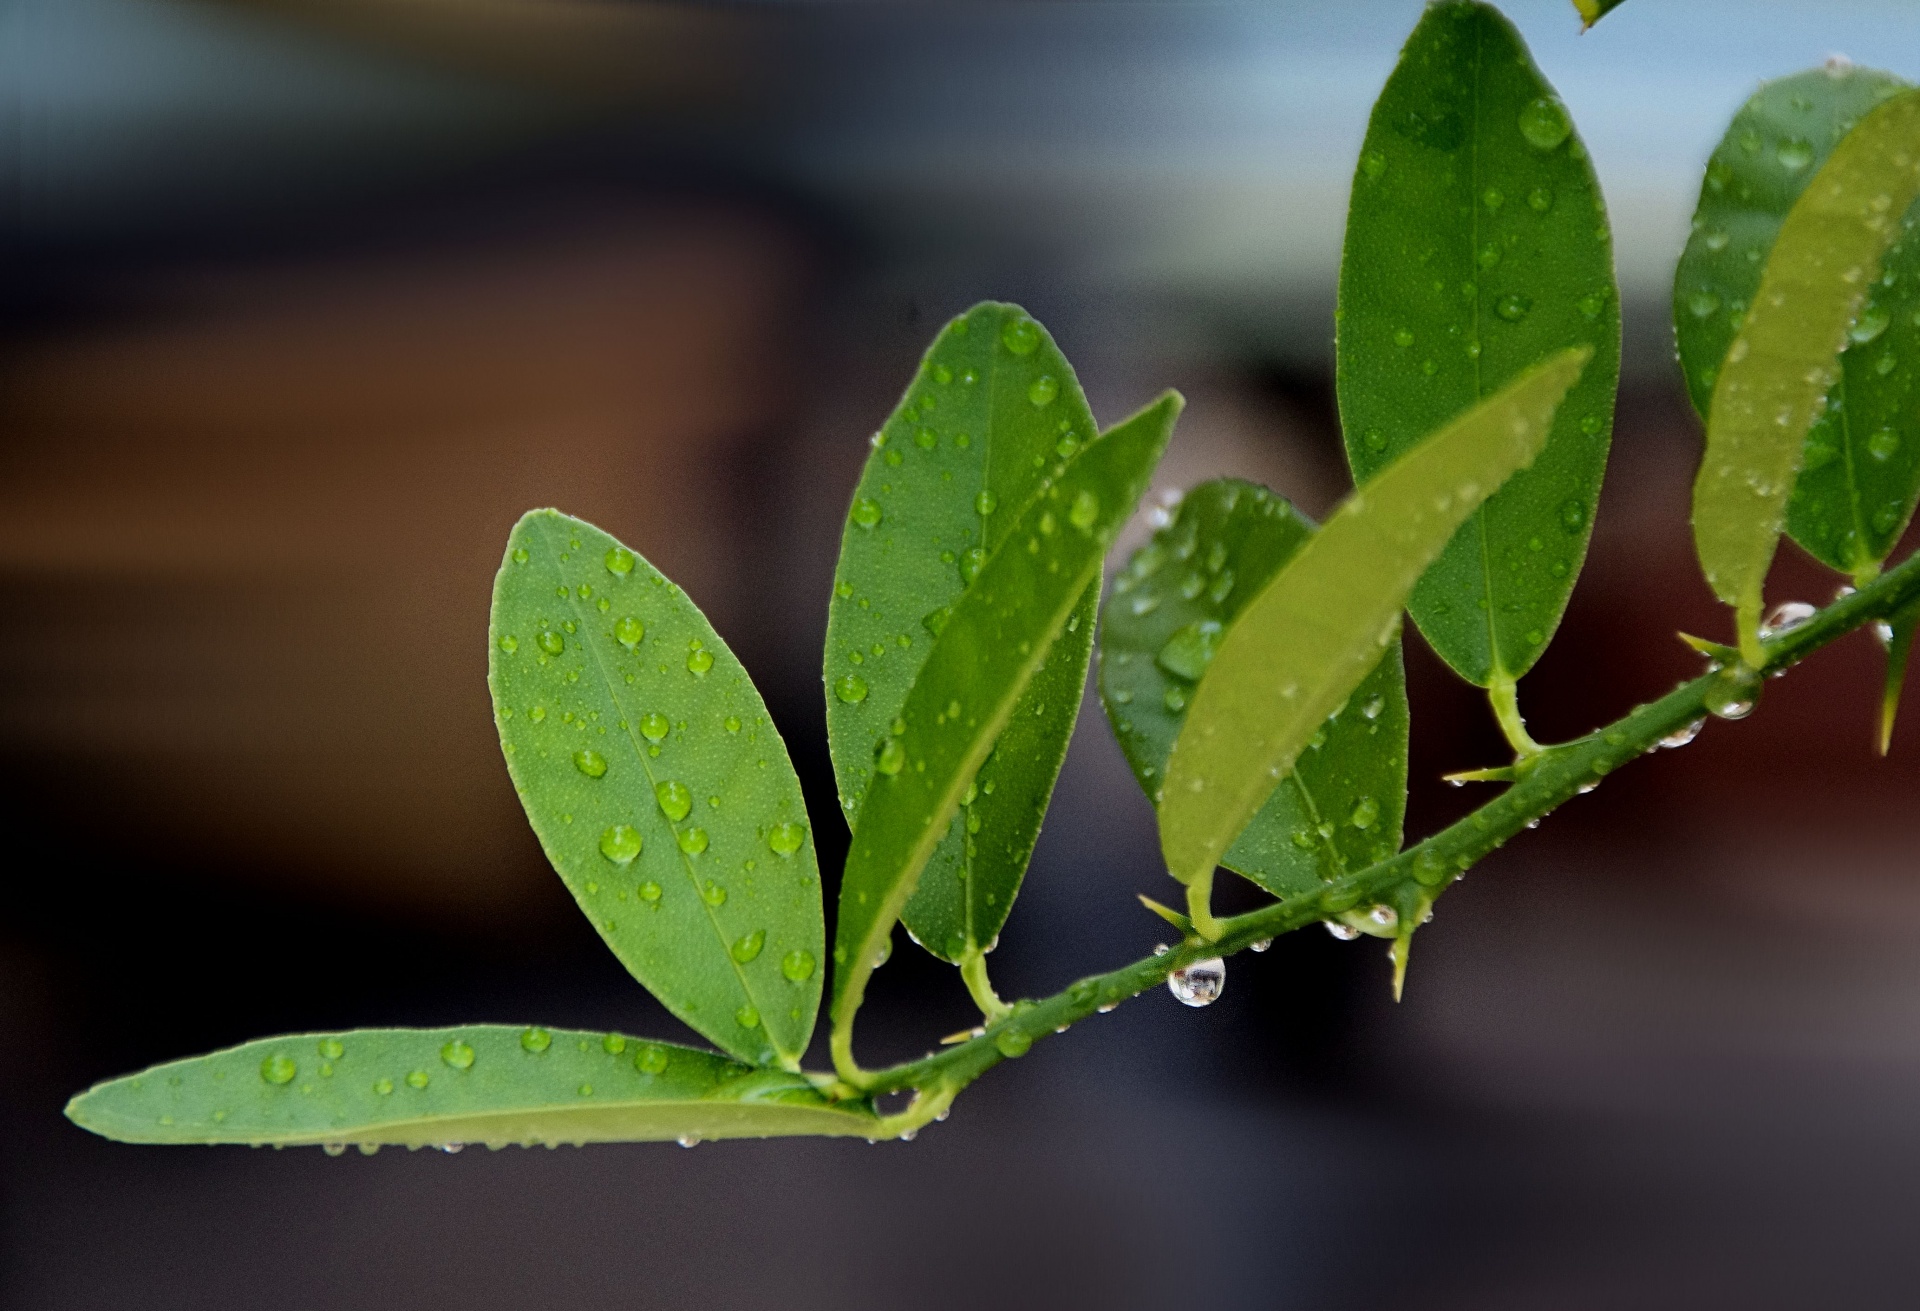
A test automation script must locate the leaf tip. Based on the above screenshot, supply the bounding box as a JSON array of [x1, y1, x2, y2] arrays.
[[1137, 894, 1192, 933]]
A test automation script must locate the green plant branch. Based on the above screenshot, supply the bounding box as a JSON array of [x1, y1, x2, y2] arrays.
[[847, 547, 1920, 1104]]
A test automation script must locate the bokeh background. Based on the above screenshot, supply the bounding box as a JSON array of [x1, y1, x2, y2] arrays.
[[6, 1, 1920, 1306]]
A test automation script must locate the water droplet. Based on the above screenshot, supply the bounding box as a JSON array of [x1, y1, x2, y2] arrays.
[[1028, 375, 1059, 407], [605, 547, 636, 576], [1362, 695, 1386, 720], [317, 1038, 345, 1061], [1559, 499, 1587, 533], [511, 547, 530, 565], [1069, 490, 1099, 531], [1001, 316, 1041, 355], [1850, 307, 1891, 344], [1162, 686, 1188, 713], [637, 1044, 670, 1074], [1167, 957, 1225, 1007], [1518, 97, 1571, 150], [1869, 429, 1902, 462], [1658, 719, 1704, 749], [735, 1006, 760, 1029], [686, 649, 713, 676], [678, 827, 709, 856], [1360, 150, 1387, 179], [1482, 187, 1504, 213], [1704, 664, 1761, 720], [405, 1071, 430, 1090], [1495, 294, 1533, 323], [601, 1032, 627, 1055], [611, 616, 644, 651], [441, 1040, 475, 1071], [1393, 328, 1415, 348], [573, 749, 608, 778], [323, 1142, 347, 1157], [852, 498, 883, 529], [1777, 138, 1815, 171], [1477, 243, 1502, 271], [1349, 796, 1380, 830], [875, 737, 907, 775], [1366, 904, 1398, 931], [538, 631, 565, 656], [769, 821, 806, 855], [656, 780, 692, 822], [374, 1077, 394, 1095], [1528, 186, 1554, 213], [836, 674, 869, 704], [498, 635, 519, 655], [994, 1029, 1032, 1058], [599, 824, 642, 865], [520, 1027, 552, 1053], [731, 930, 766, 963], [1759, 601, 1816, 638], [1688, 289, 1722, 319], [1249, 938, 1272, 953], [638, 880, 662, 902], [260, 1055, 297, 1085], [702, 881, 728, 907], [1155, 620, 1223, 682], [782, 948, 816, 982]]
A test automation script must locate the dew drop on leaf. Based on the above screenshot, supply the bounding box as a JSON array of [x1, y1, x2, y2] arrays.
[[781, 949, 816, 982], [604, 546, 636, 576], [1518, 97, 1571, 151], [260, 1055, 296, 1085], [836, 674, 870, 704], [520, 1027, 552, 1053], [655, 780, 692, 822], [573, 749, 608, 778], [768, 821, 806, 856], [440, 1040, 475, 1071], [599, 825, 642, 865], [1167, 957, 1225, 1007]]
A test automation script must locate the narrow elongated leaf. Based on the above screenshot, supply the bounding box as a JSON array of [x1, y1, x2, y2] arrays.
[[1880, 597, 1920, 755], [1338, 0, 1620, 687], [491, 512, 822, 1069], [830, 394, 1181, 1035], [1572, 0, 1627, 29], [1100, 479, 1408, 899], [1675, 67, 1920, 580], [1161, 350, 1589, 887], [67, 1027, 879, 1148], [825, 303, 1097, 962], [1691, 88, 1920, 654]]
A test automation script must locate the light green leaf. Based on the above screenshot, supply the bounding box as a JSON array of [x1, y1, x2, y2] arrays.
[[1161, 349, 1589, 888], [1572, 0, 1628, 29], [67, 1027, 879, 1148], [1099, 479, 1408, 900], [830, 393, 1182, 1059], [1879, 597, 1920, 755], [1674, 66, 1920, 581], [490, 511, 822, 1069], [825, 303, 1097, 963], [1337, 0, 1620, 687], [1691, 88, 1920, 662]]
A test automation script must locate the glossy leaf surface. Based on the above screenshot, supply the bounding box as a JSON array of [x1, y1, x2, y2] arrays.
[[1675, 66, 1920, 579], [1691, 88, 1920, 649], [825, 303, 1097, 962], [831, 394, 1181, 1033], [1338, 0, 1619, 686], [68, 1027, 879, 1147], [1161, 350, 1588, 887], [1100, 479, 1408, 899], [491, 512, 821, 1068]]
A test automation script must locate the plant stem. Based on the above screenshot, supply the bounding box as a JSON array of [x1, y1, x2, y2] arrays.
[[843, 549, 1920, 1103], [959, 950, 1012, 1023], [1488, 673, 1544, 757]]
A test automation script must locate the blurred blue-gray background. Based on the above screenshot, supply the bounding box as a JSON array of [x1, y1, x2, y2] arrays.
[[6, 2, 1920, 1307]]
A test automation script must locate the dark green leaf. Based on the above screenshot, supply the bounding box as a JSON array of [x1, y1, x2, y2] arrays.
[[1099, 479, 1408, 900], [67, 1027, 879, 1148], [491, 511, 822, 1069], [1337, 0, 1620, 687], [825, 303, 1097, 963], [1162, 350, 1589, 888], [1674, 66, 1920, 581], [1690, 89, 1920, 660], [830, 393, 1182, 1062]]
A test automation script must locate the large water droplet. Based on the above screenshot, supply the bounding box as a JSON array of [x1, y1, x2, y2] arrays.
[[1325, 921, 1360, 940], [521, 1027, 552, 1053], [538, 631, 565, 656], [731, 930, 766, 963], [603, 1033, 626, 1055], [1167, 957, 1225, 1007], [1869, 429, 1902, 462], [599, 824, 642, 865], [405, 1071, 430, 1090], [573, 749, 608, 778], [782, 948, 816, 981], [875, 737, 907, 775], [1001, 316, 1040, 355], [656, 780, 692, 822], [1069, 490, 1099, 530], [441, 1040, 475, 1071], [498, 635, 519, 655], [735, 1006, 760, 1030], [1850, 306, 1891, 345], [636, 1044, 670, 1074], [318, 1038, 345, 1060], [852, 498, 883, 529], [678, 827, 709, 855], [1776, 138, 1815, 171], [605, 547, 636, 576], [1495, 293, 1533, 322], [686, 648, 713, 676], [1518, 98, 1570, 150], [1028, 375, 1058, 407], [768, 821, 806, 855], [836, 674, 869, 704], [1155, 620, 1223, 681], [1349, 796, 1380, 830], [1704, 665, 1761, 720], [994, 1028, 1032, 1058], [614, 616, 644, 649], [1759, 601, 1816, 638], [1658, 718, 1704, 749], [260, 1055, 297, 1085], [511, 548, 530, 565]]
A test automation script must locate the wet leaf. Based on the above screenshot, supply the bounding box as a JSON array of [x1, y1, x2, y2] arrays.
[[1099, 479, 1408, 900], [1690, 87, 1920, 659], [490, 511, 822, 1069], [1675, 66, 1920, 581], [830, 393, 1182, 1042], [1161, 350, 1589, 887], [1337, 0, 1620, 687], [67, 1027, 879, 1147], [825, 303, 1097, 964]]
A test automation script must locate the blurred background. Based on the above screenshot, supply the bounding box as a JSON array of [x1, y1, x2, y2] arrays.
[[5, 0, 1920, 1306]]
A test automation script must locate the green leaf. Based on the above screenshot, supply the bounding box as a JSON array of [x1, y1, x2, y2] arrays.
[[1572, 0, 1628, 29], [1099, 479, 1408, 900], [825, 303, 1098, 963], [67, 1027, 879, 1148], [1674, 66, 1920, 581], [1879, 597, 1920, 755], [829, 392, 1182, 1061], [1337, 0, 1620, 687], [490, 511, 822, 1069], [1690, 88, 1920, 661], [1161, 349, 1589, 888]]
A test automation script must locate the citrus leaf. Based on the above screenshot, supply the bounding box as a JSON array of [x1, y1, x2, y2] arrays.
[[66, 1027, 879, 1148], [1161, 349, 1589, 888], [830, 392, 1182, 1048], [1879, 597, 1920, 755], [1572, 0, 1627, 29], [1691, 87, 1920, 660], [825, 303, 1098, 963], [1674, 66, 1920, 581], [490, 511, 822, 1069], [1337, 0, 1620, 687], [1099, 479, 1408, 900]]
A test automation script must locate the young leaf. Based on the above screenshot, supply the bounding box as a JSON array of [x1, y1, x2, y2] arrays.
[[825, 303, 1098, 964], [1160, 349, 1590, 889], [1572, 0, 1627, 29], [491, 511, 822, 1070], [1099, 479, 1408, 900], [1880, 598, 1920, 755], [1691, 88, 1920, 662], [1338, 0, 1620, 688], [1674, 67, 1920, 581], [67, 1027, 880, 1148], [830, 393, 1182, 1062]]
